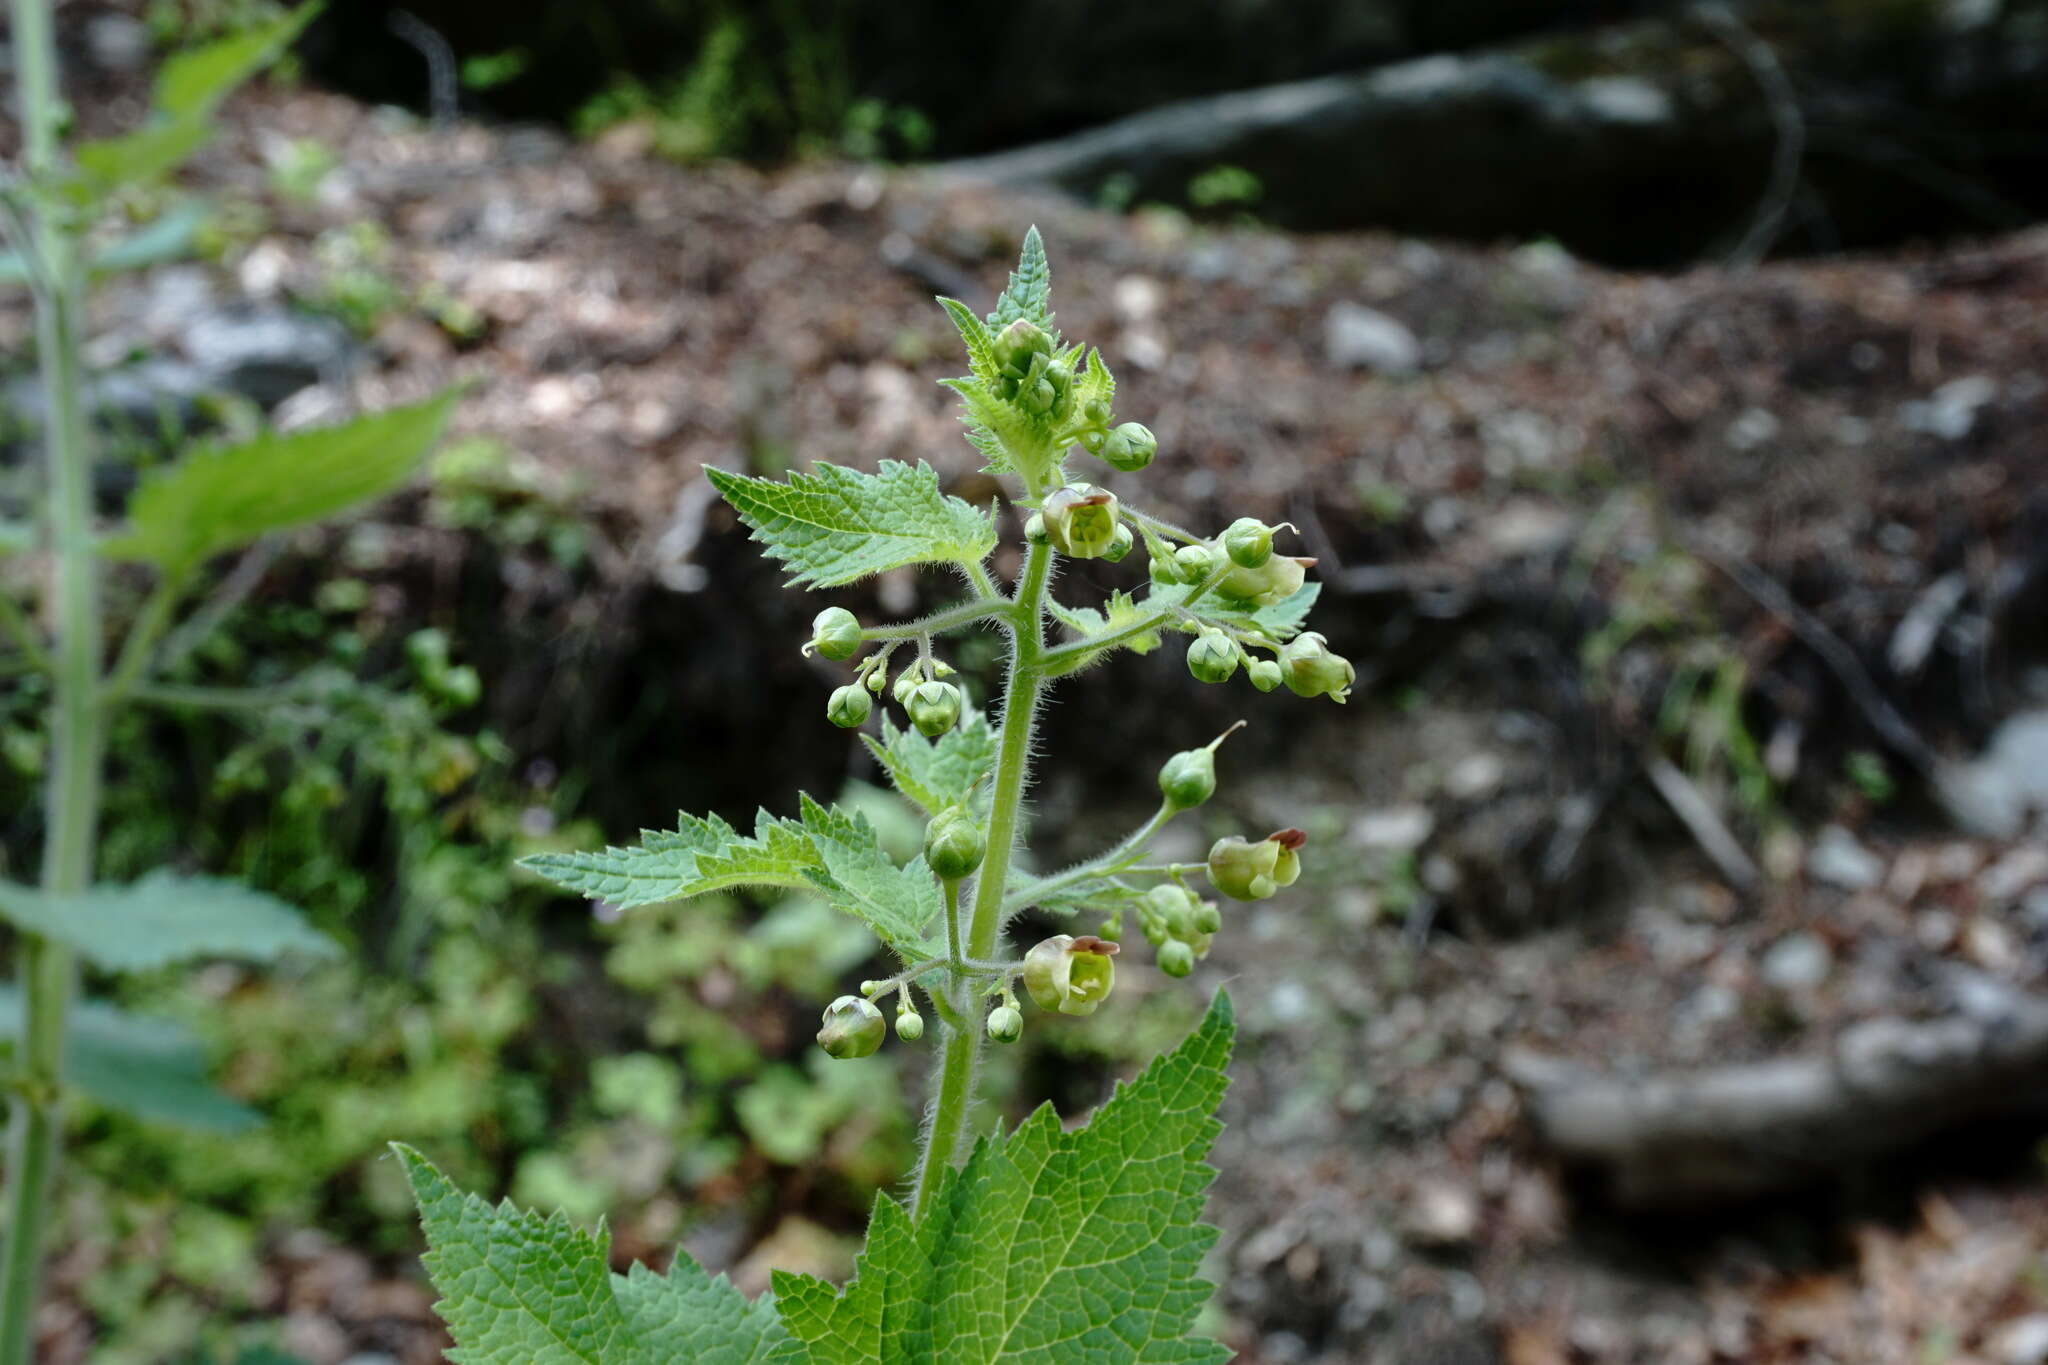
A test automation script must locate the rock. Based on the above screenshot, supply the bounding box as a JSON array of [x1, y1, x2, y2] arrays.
[[1901, 374, 1998, 440], [1760, 932, 1833, 990], [1402, 1178, 1480, 1248], [1351, 805, 1434, 851], [1983, 847, 2048, 903], [1994, 1314, 2048, 1365], [1324, 302, 1421, 374], [1938, 711, 2048, 837], [85, 13, 152, 73], [1807, 825, 1883, 891], [180, 306, 356, 407]]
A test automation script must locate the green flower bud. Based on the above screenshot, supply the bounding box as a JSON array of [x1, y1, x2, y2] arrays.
[[1159, 748, 1216, 809], [895, 1001, 925, 1041], [1279, 632, 1355, 703], [1157, 938, 1195, 978], [892, 669, 921, 708], [1191, 899, 1223, 935], [809, 607, 862, 661], [994, 319, 1051, 377], [1162, 894, 1194, 940], [1174, 544, 1218, 582], [1222, 517, 1281, 569], [1098, 421, 1156, 473], [1020, 375, 1059, 416], [1082, 398, 1112, 427], [909, 680, 963, 737], [1024, 512, 1051, 546], [986, 1003, 1023, 1044], [827, 684, 872, 729], [1248, 659, 1283, 692], [1157, 721, 1241, 809], [1207, 834, 1283, 901], [1102, 524, 1135, 563], [864, 664, 889, 694], [1022, 934, 1119, 1016], [1149, 548, 1188, 588], [1186, 630, 1239, 684], [817, 995, 885, 1059], [1214, 554, 1311, 608], [1041, 484, 1121, 559], [923, 805, 986, 879]]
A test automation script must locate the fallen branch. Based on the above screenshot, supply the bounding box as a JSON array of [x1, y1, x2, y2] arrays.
[[1505, 970, 2048, 1207]]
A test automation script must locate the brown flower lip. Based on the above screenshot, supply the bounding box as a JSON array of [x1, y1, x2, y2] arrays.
[[1269, 828, 1309, 851], [1069, 934, 1120, 956]]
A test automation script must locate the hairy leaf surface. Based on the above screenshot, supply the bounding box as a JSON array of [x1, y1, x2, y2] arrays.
[[987, 226, 1055, 335], [397, 1145, 794, 1365], [707, 461, 994, 587], [0, 871, 337, 972], [776, 993, 1236, 1364], [522, 797, 939, 958], [860, 712, 998, 816]]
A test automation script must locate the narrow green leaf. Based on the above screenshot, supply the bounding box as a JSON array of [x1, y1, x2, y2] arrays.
[[776, 993, 1238, 1364], [987, 225, 1055, 335], [103, 391, 457, 574], [522, 799, 939, 959], [937, 297, 999, 386], [397, 1144, 795, 1365], [154, 3, 318, 117], [859, 712, 998, 816], [0, 987, 256, 1132], [708, 460, 995, 588], [71, 119, 214, 199], [91, 200, 209, 277], [0, 871, 338, 973]]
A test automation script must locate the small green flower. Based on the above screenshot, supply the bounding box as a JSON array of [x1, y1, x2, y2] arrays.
[[923, 805, 986, 879], [1186, 630, 1238, 684], [1098, 421, 1156, 473], [826, 684, 872, 729], [1174, 544, 1218, 582], [986, 1002, 1024, 1043], [908, 680, 963, 736], [1247, 659, 1283, 692], [1022, 934, 1119, 1015], [895, 999, 925, 1041], [817, 995, 885, 1059], [1041, 484, 1121, 558], [1279, 632, 1354, 703], [1101, 524, 1135, 563], [809, 607, 862, 660], [1214, 553, 1310, 608], [1222, 517, 1285, 569], [1206, 830, 1306, 901], [1157, 939, 1195, 978]]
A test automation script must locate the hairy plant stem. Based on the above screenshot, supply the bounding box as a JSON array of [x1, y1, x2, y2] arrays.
[[911, 540, 1052, 1218], [1002, 801, 1174, 916], [1, 3, 104, 1356]]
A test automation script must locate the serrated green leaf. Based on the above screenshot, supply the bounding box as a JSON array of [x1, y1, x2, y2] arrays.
[[860, 712, 998, 816], [937, 297, 999, 387], [522, 798, 939, 959], [1076, 347, 1116, 418], [708, 460, 995, 588], [987, 225, 1055, 336], [154, 4, 317, 117], [0, 870, 337, 973], [1155, 577, 1327, 642], [776, 993, 1237, 1365], [1057, 589, 1163, 663], [0, 986, 256, 1132], [397, 1144, 796, 1365], [103, 392, 456, 575]]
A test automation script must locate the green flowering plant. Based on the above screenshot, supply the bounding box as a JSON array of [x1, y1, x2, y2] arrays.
[[396, 229, 1350, 1362]]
